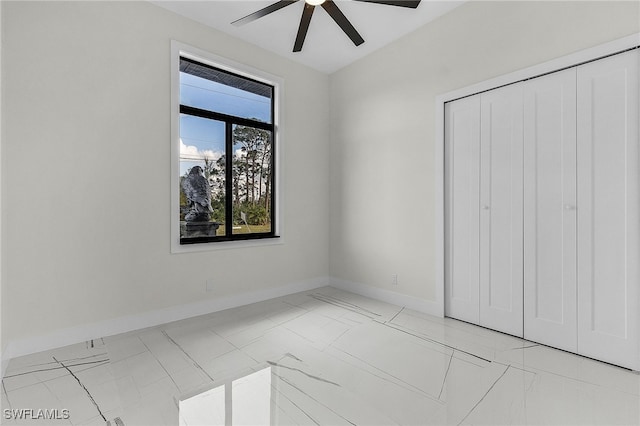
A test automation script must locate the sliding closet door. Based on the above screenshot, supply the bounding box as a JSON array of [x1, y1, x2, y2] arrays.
[[479, 85, 524, 337], [445, 95, 481, 324], [523, 69, 578, 352], [576, 49, 639, 370]]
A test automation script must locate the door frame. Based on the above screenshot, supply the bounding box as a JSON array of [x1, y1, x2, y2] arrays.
[[435, 33, 640, 318]]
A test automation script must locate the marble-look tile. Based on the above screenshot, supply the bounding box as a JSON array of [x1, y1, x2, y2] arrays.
[[102, 336, 147, 364], [520, 369, 640, 425], [200, 349, 258, 382], [264, 304, 309, 327], [110, 351, 168, 390], [1, 370, 42, 393], [2, 382, 12, 408], [293, 288, 402, 324], [316, 288, 405, 320], [281, 311, 352, 351], [2, 382, 70, 425], [71, 360, 113, 388], [3, 286, 640, 425], [239, 326, 318, 363], [390, 309, 523, 362], [269, 363, 398, 425], [332, 321, 453, 398], [136, 330, 194, 376], [162, 328, 235, 367], [42, 375, 103, 424], [215, 317, 280, 349], [4, 352, 64, 376], [2, 350, 105, 393], [281, 346, 444, 425], [113, 376, 141, 409], [455, 365, 533, 425]]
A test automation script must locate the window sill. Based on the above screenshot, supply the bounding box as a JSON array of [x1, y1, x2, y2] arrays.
[[171, 235, 282, 254]]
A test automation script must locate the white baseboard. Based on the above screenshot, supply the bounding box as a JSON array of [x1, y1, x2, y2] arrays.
[[2, 276, 443, 375], [329, 277, 443, 318], [2, 276, 329, 368]]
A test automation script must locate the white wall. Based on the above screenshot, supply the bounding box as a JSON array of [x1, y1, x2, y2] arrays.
[[1, 1, 330, 350], [0, 0, 5, 371], [329, 1, 640, 302]]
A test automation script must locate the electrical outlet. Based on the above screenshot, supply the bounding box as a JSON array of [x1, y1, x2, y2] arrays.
[[206, 279, 215, 292], [391, 274, 398, 286]]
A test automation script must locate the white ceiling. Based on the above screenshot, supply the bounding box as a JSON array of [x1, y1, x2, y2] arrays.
[[152, 0, 465, 74]]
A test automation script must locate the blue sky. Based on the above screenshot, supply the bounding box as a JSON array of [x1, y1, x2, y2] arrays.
[[179, 72, 271, 176]]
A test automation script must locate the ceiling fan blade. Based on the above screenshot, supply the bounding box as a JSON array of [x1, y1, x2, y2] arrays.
[[353, 0, 421, 8], [321, 1, 365, 47], [232, 0, 299, 26], [293, 3, 315, 52]]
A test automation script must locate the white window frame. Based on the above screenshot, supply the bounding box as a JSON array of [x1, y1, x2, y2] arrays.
[[170, 41, 284, 253]]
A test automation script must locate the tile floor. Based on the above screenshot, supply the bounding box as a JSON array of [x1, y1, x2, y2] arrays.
[[2, 287, 639, 425]]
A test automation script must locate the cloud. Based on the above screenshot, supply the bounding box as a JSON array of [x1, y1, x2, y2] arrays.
[[180, 139, 223, 162]]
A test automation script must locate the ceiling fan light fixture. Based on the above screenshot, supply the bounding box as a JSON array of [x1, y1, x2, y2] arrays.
[[233, 0, 421, 52]]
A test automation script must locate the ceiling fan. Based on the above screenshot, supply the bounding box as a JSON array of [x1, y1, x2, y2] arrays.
[[232, 0, 421, 52]]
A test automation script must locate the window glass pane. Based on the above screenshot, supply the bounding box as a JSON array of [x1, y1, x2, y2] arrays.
[[180, 114, 226, 238], [180, 58, 273, 124], [231, 125, 273, 235]]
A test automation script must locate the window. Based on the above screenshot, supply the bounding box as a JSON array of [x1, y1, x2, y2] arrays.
[[173, 50, 279, 247]]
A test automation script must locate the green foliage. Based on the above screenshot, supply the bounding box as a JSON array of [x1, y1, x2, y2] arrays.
[[234, 202, 269, 226], [210, 195, 226, 223]]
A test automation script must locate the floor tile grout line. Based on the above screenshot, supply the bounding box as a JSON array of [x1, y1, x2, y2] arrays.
[[58, 352, 109, 362], [225, 311, 309, 348], [508, 344, 541, 351], [492, 360, 537, 376], [326, 328, 351, 350], [310, 294, 381, 319], [4, 352, 109, 376], [52, 356, 107, 422], [2, 380, 13, 412], [312, 294, 383, 317], [495, 361, 640, 396], [329, 345, 440, 402], [312, 293, 383, 316], [282, 325, 319, 345], [160, 330, 214, 382], [40, 379, 74, 424], [226, 338, 261, 365], [3, 361, 112, 398], [382, 322, 492, 364], [268, 377, 321, 426], [438, 352, 454, 400], [275, 374, 357, 426], [3, 359, 110, 379], [138, 337, 184, 394], [267, 361, 341, 386], [319, 313, 364, 328], [457, 365, 510, 426], [281, 300, 312, 312], [387, 306, 405, 324]]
